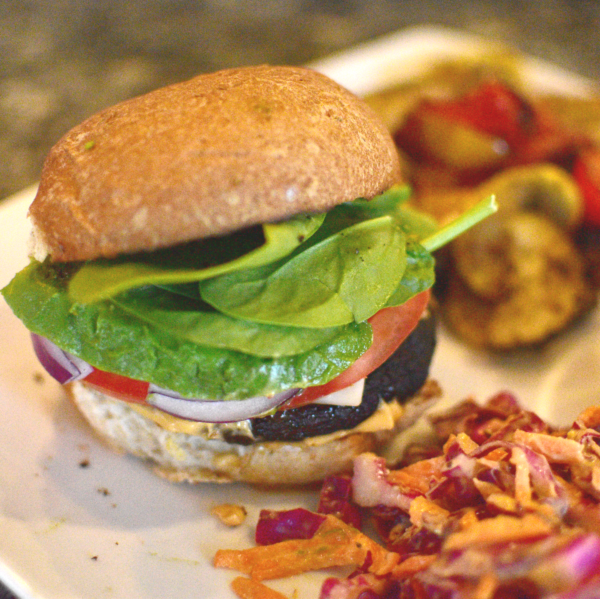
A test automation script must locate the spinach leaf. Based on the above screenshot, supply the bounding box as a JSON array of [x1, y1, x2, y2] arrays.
[[331, 185, 412, 220], [199, 216, 407, 328], [112, 286, 351, 358], [3, 261, 372, 400], [305, 185, 411, 243], [314, 185, 436, 243], [68, 212, 325, 304], [384, 241, 435, 307], [394, 205, 438, 240]]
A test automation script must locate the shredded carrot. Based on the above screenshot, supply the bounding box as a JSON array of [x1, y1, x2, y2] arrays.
[[472, 573, 499, 599], [454, 432, 479, 454], [391, 554, 438, 579], [577, 405, 600, 429], [483, 448, 509, 462], [230, 576, 288, 599], [214, 514, 398, 581], [213, 398, 600, 597], [457, 508, 480, 530], [443, 513, 553, 551], [387, 455, 445, 493], [408, 495, 450, 534]]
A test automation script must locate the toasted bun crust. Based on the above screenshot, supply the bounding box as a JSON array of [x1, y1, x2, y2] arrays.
[[30, 65, 402, 262], [67, 380, 440, 485]]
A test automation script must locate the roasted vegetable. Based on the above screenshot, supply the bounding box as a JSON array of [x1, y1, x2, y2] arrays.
[[366, 61, 599, 350]]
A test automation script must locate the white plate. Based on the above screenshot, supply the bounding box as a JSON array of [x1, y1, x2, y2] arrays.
[[1, 25, 599, 599]]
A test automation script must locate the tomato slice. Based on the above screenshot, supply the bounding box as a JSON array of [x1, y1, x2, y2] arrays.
[[573, 147, 600, 227], [83, 368, 150, 404], [280, 290, 430, 410]]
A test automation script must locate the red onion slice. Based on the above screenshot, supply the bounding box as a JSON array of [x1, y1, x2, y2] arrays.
[[147, 385, 300, 423], [30, 334, 301, 423], [31, 334, 94, 384]]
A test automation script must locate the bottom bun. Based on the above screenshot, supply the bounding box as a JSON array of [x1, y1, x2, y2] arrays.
[[67, 380, 441, 486]]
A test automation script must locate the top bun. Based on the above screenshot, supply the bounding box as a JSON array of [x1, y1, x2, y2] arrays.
[[30, 65, 402, 262]]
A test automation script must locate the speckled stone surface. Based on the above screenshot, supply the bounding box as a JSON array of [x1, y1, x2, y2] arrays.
[[1, 0, 600, 202]]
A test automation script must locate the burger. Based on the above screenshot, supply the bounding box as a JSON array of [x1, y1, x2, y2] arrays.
[[2, 65, 467, 485]]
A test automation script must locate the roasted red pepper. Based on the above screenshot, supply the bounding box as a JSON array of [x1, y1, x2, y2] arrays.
[[396, 80, 577, 186], [394, 78, 600, 228], [573, 147, 600, 226]]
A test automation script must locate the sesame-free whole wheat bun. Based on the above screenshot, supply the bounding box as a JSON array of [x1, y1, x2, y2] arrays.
[[30, 65, 402, 262], [7, 65, 442, 486]]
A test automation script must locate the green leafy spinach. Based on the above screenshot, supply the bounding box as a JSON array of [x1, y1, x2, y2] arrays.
[[3, 261, 372, 399], [2, 186, 488, 401], [68, 212, 325, 303]]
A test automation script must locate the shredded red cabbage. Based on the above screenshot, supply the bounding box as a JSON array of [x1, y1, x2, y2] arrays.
[[216, 393, 600, 599], [255, 508, 326, 546], [317, 475, 362, 530]]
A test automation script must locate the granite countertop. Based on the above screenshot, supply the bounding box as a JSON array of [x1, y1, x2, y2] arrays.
[[1, 0, 600, 201]]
